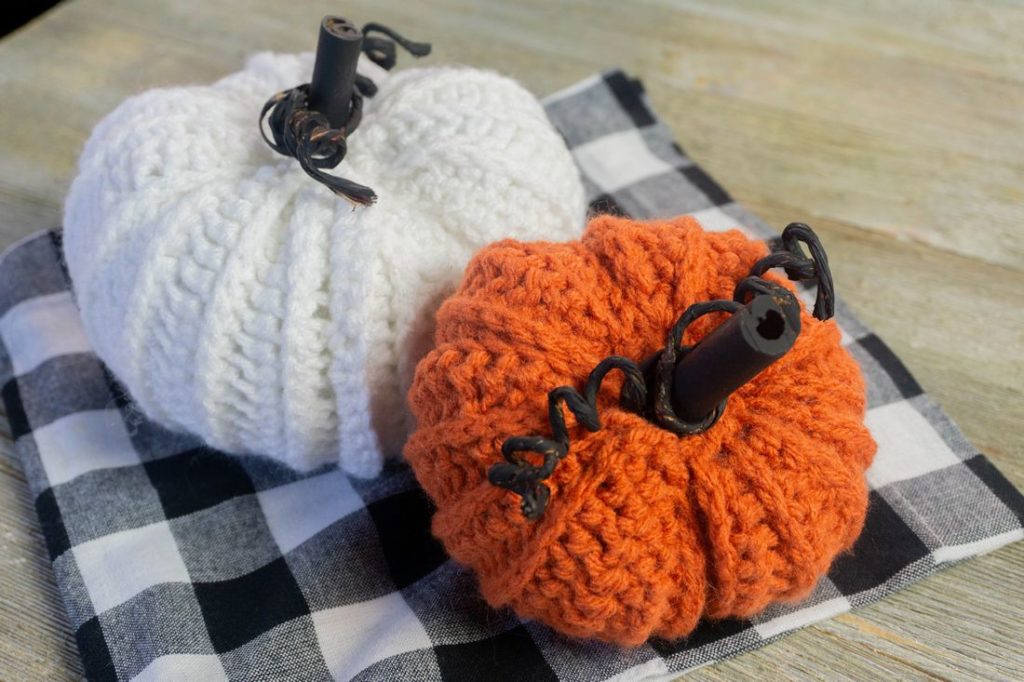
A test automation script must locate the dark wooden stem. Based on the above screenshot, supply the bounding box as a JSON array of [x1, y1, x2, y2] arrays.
[[671, 293, 800, 423], [308, 16, 363, 129]]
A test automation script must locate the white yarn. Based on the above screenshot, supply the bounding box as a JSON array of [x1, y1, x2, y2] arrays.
[[64, 52, 586, 478]]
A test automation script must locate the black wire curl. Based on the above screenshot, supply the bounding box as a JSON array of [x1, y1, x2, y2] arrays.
[[259, 23, 431, 205], [490, 223, 836, 520]]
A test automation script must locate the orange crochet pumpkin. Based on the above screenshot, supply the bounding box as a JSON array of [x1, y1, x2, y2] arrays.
[[405, 215, 876, 646]]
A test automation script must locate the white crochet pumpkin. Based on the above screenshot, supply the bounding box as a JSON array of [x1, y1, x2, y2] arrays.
[[63, 51, 586, 477]]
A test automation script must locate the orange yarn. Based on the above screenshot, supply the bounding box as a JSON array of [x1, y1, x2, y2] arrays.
[[405, 215, 876, 646]]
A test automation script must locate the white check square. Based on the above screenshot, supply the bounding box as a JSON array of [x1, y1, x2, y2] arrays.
[[572, 128, 674, 192], [839, 323, 855, 347], [33, 409, 140, 487], [0, 291, 92, 376], [690, 206, 741, 233], [258, 469, 364, 554], [753, 596, 851, 639], [865, 401, 962, 488], [313, 592, 432, 680], [134, 654, 228, 682], [73, 520, 190, 614], [933, 528, 1024, 564]]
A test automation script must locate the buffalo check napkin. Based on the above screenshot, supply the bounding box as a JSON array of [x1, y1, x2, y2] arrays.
[[1, 71, 1022, 681]]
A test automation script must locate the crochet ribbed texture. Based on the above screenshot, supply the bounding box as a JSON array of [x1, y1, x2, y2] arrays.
[[406, 215, 877, 645], [63, 52, 586, 478]]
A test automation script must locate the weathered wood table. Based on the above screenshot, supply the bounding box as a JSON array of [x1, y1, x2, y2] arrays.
[[1, 0, 1021, 679]]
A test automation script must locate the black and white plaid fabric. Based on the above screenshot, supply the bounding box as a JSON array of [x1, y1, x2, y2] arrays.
[[1, 71, 1022, 682]]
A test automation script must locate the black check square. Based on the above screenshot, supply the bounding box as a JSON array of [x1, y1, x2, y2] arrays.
[[1, 377, 31, 439], [34, 486, 71, 560], [367, 488, 448, 590], [434, 624, 558, 682], [649, 617, 754, 659], [144, 447, 256, 519], [193, 556, 310, 653], [76, 615, 117, 682], [828, 491, 931, 595]]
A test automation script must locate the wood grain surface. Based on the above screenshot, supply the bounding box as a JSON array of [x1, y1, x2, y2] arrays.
[[1, 0, 1021, 679]]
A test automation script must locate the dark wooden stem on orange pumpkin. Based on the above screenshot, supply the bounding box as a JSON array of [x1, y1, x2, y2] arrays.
[[309, 16, 364, 129], [669, 293, 800, 424]]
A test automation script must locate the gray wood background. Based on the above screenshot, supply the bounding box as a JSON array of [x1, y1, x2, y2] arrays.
[[0, 0, 1021, 679]]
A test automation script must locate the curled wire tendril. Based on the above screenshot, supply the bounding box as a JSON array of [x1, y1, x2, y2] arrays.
[[490, 222, 835, 520], [259, 23, 431, 205]]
